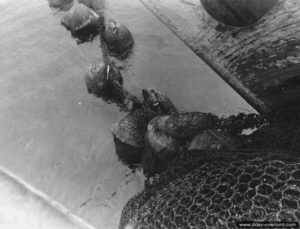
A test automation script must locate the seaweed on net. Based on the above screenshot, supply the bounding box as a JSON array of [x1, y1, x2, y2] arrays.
[[239, 117, 300, 151], [243, 123, 300, 150], [215, 104, 300, 151], [216, 113, 269, 136]]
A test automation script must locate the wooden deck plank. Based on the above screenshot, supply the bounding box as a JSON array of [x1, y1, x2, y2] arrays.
[[140, 0, 300, 114]]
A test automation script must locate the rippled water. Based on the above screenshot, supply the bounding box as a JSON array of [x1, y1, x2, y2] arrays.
[[0, 0, 253, 228]]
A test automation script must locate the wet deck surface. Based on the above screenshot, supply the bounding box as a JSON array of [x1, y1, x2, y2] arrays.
[[0, 0, 253, 228]]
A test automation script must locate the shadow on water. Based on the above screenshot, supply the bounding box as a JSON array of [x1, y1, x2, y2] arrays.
[[65, 23, 100, 44]]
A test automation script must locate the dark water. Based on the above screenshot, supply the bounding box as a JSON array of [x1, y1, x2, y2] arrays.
[[0, 0, 253, 228]]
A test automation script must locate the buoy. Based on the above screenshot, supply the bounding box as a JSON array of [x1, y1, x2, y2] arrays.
[[61, 3, 98, 32], [97, 16, 134, 57], [61, 3, 100, 42], [200, 0, 278, 27]]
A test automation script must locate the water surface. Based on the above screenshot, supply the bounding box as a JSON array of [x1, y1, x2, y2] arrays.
[[0, 0, 253, 228]]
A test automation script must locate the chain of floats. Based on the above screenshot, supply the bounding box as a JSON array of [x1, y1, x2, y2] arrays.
[[92, 7, 300, 152]]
